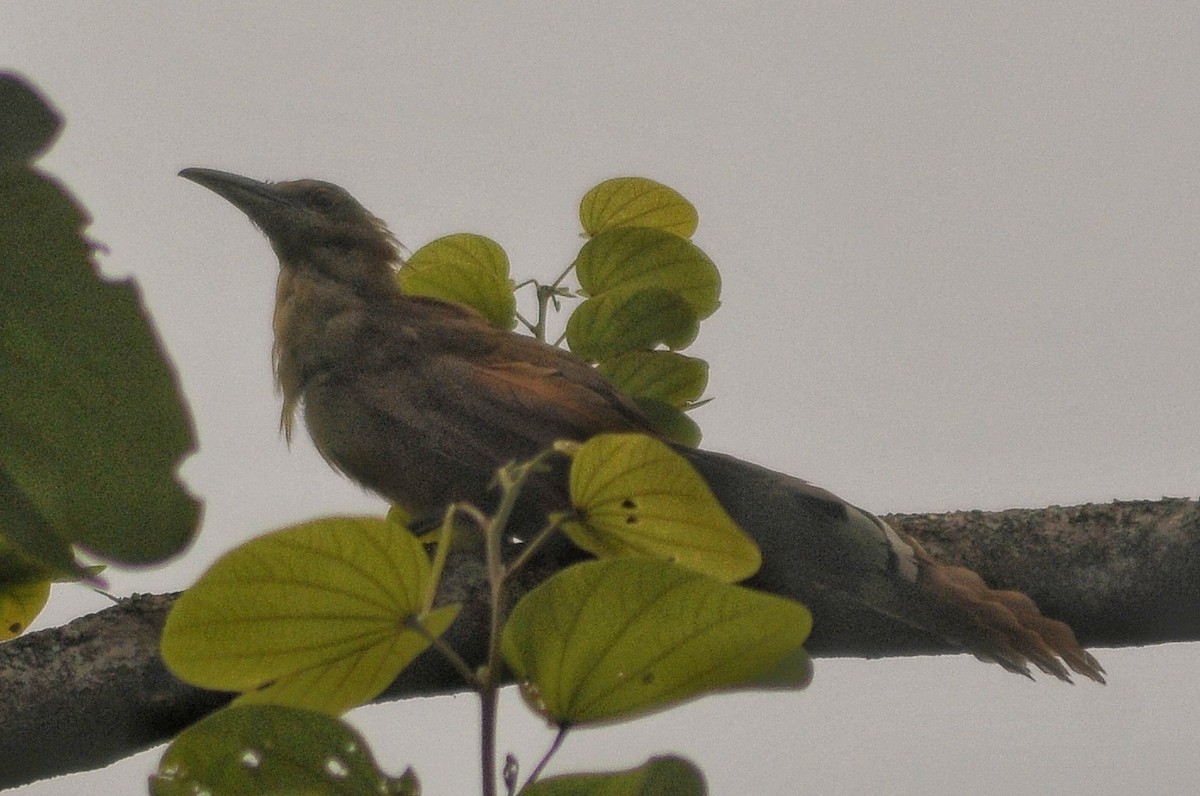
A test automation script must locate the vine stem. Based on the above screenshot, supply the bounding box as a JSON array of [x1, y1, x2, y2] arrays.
[[530, 260, 578, 343], [522, 725, 569, 791], [417, 447, 570, 796], [479, 514, 505, 796], [477, 451, 563, 796], [407, 618, 477, 686], [480, 679, 499, 796], [420, 504, 460, 616], [504, 514, 569, 577]]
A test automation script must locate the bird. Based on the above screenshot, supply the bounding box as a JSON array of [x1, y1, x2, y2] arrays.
[[179, 167, 1105, 684]]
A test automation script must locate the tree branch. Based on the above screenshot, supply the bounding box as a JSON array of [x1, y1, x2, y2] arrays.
[[885, 497, 1200, 648], [1, 497, 1196, 789]]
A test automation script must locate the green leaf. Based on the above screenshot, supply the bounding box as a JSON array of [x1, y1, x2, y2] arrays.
[[502, 558, 811, 726], [0, 466, 80, 576], [0, 73, 61, 168], [0, 535, 51, 640], [574, 227, 720, 319], [561, 434, 759, 582], [579, 177, 699, 239], [0, 573, 49, 643], [0, 164, 199, 569], [520, 755, 706, 796], [597, 351, 708, 408], [385, 503, 414, 530], [629, 397, 702, 448], [751, 647, 814, 690], [151, 705, 413, 796], [161, 516, 460, 715], [565, 288, 698, 362], [0, 578, 49, 641], [398, 233, 517, 328]]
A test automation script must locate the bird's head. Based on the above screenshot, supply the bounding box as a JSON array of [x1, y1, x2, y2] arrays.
[[179, 168, 402, 287]]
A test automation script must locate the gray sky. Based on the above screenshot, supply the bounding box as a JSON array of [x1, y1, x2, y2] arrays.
[[6, 3, 1199, 793]]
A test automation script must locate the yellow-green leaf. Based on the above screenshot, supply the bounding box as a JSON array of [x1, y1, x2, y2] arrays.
[[501, 558, 811, 726], [385, 503, 415, 530], [579, 177, 699, 239], [562, 434, 759, 582], [398, 233, 516, 328], [520, 755, 706, 796], [566, 288, 698, 362], [597, 351, 708, 408], [574, 227, 720, 319], [151, 705, 413, 796], [752, 647, 814, 690], [0, 534, 94, 637], [629, 397, 702, 448], [229, 610, 456, 713], [161, 516, 460, 715], [0, 566, 50, 641]]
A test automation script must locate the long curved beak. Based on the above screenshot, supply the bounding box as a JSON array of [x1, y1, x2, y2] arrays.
[[179, 168, 293, 229]]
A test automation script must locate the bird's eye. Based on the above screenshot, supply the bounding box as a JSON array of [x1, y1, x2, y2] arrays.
[[309, 189, 335, 210]]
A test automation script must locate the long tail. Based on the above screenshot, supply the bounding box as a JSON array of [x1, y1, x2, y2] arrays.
[[905, 535, 1104, 682], [683, 447, 1104, 683]]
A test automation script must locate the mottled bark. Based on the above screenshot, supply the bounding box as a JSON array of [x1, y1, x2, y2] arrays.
[[885, 497, 1200, 648], [1, 497, 1196, 789]]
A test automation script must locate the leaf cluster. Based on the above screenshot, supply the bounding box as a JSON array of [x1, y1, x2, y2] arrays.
[[395, 177, 717, 446], [152, 174, 809, 789], [156, 434, 811, 794], [1, 74, 812, 794]]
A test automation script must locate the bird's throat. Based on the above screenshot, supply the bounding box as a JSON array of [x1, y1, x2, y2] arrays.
[[271, 264, 381, 441]]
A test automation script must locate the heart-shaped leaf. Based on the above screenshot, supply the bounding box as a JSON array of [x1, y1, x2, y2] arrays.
[[562, 434, 759, 582], [520, 754, 706, 795], [161, 516, 459, 715], [628, 397, 702, 448], [398, 233, 516, 328], [574, 227, 719, 319], [151, 705, 415, 796], [579, 177, 699, 239], [565, 288, 698, 362], [597, 351, 709, 408], [502, 558, 811, 726]]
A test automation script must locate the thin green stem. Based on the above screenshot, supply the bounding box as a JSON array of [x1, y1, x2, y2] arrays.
[[503, 515, 569, 580], [475, 445, 574, 796], [531, 285, 552, 343], [512, 280, 541, 334], [529, 260, 578, 343], [547, 259, 577, 291], [479, 500, 510, 796], [420, 505, 459, 616], [406, 617, 478, 687], [479, 474, 521, 795], [514, 311, 536, 335]]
